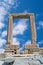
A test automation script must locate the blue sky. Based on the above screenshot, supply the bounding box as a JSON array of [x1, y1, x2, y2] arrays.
[[0, 0, 43, 53]]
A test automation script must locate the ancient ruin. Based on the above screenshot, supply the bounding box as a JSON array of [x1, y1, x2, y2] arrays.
[[5, 13, 40, 55], [8, 13, 36, 44]]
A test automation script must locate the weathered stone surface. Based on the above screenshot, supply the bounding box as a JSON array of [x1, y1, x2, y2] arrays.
[[0, 55, 43, 65], [8, 13, 36, 44]]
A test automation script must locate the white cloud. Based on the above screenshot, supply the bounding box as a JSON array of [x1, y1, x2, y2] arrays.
[[23, 10, 28, 13], [0, 6, 7, 29], [25, 40, 31, 44], [0, 31, 1, 34], [0, 22, 5, 29], [13, 19, 28, 35], [0, 2, 11, 11], [4, 0, 14, 5], [0, 6, 6, 22], [3, 0, 20, 9], [0, 6, 6, 15], [20, 44, 25, 51], [37, 27, 40, 30], [0, 15, 4, 22], [0, 49, 5, 53], [0, 0, 20, 23], [0, 0, 21, 52], [39, 21, 43, 27], [20, 47, 23, 51], [36, 14, 40, 17], [0, 38, 6, 47], [38, 41, 43, 47], [1, 30, 7, 37], [38, 41, 43, 44], [37, 21, 43, 30], [0, 0, 20, 29], [12, 38, 20, 45]]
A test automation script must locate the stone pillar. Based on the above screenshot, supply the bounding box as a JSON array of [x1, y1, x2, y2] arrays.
[[30, 15, 36, 44], [7, 15, 13, 44], [17, 49, 20, 54], [24, 50, 28, 54]]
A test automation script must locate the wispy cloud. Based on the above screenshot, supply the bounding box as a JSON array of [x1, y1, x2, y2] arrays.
[[0, 6, 6, 15], [13, 19, 28, 36], [12, 38, 20, 45], [0, 0, 20, 53], [1, 30, 7, 37], [37, 21, 43, 30], [4, 0, 14, 5], [0, 49, 5, 53], [0, 0, 20, 22], [25, 40, 31, 44], [37, 26, 40, 30], [20, 44, 24, 51], [38, 41, 43, 44], [38, 41, 43, 47], [0, 6, 7, 23], [20, 40, 31, 50], [39, 21, 43, 27], [20, 40, 31, 51], [0, 38, 6, 48], [0, 22, 5, 29]]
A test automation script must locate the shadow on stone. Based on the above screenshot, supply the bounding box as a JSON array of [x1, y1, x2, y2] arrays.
[[2, 61, 14, 65]]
